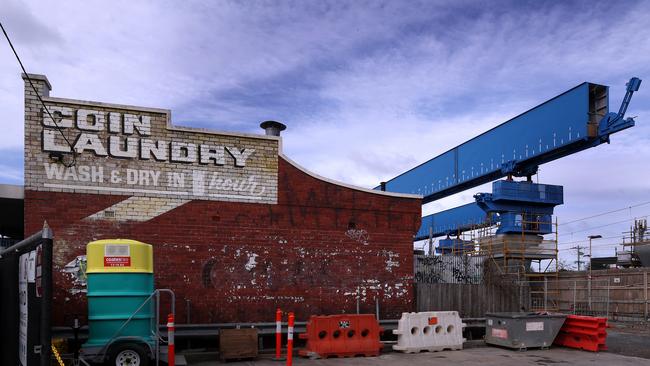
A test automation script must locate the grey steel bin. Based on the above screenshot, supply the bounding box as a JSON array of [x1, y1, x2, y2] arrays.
[[485, 312, 566, 350]]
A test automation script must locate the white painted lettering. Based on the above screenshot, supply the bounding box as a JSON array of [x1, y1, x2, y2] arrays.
[[150, 171, 160, 186], [111, 170, 121, 183], [123, 114, 151, 136], [42, 129, 72, 152], [63, 167, 78, 181], [170, 172, 185, 188], [42, 106, 74, 128], [74, 133, 108, 156], [192, 170, 205, 196], [140, 139, 168, 161], [44, 163, 65, 180], [226, 147, 255, 167], [138, 170, 150, 185], [108, 112, 121, 133], [78, 166, 91, 182], [76, 110, 105, 131], [127, 169, 138, 184], [91, 166, 104, 182], [199, 145, 225, 165], [109, 136, 138, 158], [171, 142, 197, 163]]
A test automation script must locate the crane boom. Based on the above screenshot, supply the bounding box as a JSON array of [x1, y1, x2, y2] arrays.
[[377, 78, 641, 205], [379, 78, 641, 242]]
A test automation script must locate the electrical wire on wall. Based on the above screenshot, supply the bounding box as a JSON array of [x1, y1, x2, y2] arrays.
[[0, 21, 77, 167]]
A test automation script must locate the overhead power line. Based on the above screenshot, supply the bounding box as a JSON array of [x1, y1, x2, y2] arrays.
[[559, 214, 650, 238], [558, 234, 624, 247], [0, 21, 76, 167], [559, 241, 622, 252], [559, 200, 650, 226]]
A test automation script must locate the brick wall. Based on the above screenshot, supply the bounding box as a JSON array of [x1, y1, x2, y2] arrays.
[[22, 74, 422, 325], [26, 157, 421, 325]]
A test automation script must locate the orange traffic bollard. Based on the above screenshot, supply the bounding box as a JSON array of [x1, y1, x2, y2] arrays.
[[275, 308, 284, 361], [287, 312, 295, 366], [167, 313, 175, 366]]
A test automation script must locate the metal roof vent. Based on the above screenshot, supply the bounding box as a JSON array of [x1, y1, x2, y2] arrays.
[[260, 120, 286, 136]]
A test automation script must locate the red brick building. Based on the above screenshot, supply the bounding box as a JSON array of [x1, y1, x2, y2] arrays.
[[22, 74, 422, 325]]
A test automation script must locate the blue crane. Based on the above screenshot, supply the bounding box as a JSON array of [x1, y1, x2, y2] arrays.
[[376, 77, 642, 251]]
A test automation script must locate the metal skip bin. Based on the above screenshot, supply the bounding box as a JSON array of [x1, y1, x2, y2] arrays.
[[485, 312, 566, 350]]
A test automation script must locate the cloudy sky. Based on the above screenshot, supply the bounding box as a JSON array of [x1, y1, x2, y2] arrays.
[[1, 0, 649, 264]]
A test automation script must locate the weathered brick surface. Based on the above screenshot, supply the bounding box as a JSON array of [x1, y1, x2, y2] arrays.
[[26, 158, 421, 325], [22, 74, 422, 326]]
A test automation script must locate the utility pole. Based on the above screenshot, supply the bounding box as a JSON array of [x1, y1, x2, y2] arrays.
[[587, 235, 603, 312], [571, 245, 585, 271]]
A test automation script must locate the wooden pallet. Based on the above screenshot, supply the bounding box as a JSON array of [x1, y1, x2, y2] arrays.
[[219, 328, 258, 361]]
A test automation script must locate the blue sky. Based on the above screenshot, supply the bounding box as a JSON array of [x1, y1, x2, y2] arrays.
[[1, 0, 650, 264]]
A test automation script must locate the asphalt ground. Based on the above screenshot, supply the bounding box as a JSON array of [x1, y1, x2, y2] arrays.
[[187, 332, 650, 366], [605, 326, 650, 359], [189, 346, 650, 366]]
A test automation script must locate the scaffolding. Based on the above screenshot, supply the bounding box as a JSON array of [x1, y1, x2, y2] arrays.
[[431, 215, 560, 311], [617, 219, 650, 267]]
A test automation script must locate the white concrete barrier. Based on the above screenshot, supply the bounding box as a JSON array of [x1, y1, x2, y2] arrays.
[[393, 311, 466, 353]]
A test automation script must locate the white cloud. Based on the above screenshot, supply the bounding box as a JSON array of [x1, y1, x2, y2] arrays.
[[1, 0, 650, 256]]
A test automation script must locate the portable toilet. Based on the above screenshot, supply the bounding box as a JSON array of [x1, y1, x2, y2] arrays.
[[82, 239, 155, 363]]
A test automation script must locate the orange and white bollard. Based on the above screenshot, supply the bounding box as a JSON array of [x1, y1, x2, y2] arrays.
[[167, 313, 175, 366], [275, 308, 283, 361], [286, 312, 294, 366]]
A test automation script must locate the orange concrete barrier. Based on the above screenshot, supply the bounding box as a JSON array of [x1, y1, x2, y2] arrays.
[[298, 314, 383, 358], [554, 315, 607, 352]]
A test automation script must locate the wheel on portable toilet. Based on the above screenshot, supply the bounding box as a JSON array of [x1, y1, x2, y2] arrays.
[[106, 342, 151, 366]]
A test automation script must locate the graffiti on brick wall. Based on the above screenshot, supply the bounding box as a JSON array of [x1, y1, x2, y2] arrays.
[[414, 254, 484, 284], [381, 250, 400, 272], [61, 255, 87, 294], [200, 245, 411, 304], [345, 228, 369, 245]]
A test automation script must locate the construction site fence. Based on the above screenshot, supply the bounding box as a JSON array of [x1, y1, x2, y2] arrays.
[[548, 269, 650, 322], [416, 282, 528, 318], [524, 279, 611, 317], [413, 254, 552, 284]]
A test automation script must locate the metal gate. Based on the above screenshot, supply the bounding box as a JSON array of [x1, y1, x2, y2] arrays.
[[0, 224, 53, 366]]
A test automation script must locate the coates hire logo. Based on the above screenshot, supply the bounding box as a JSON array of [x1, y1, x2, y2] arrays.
[[104, 256, 131, 267]]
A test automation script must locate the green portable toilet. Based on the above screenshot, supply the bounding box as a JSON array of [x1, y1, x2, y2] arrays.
[[83, 239, 155, 364]]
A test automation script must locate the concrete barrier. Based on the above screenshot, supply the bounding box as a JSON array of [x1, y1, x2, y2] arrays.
[[393, 311, 465, 353]]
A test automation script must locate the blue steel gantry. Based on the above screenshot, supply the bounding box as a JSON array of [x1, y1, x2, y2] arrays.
[[377, 78, 642, 249]]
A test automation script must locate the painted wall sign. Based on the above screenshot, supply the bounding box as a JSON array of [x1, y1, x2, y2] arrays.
[[24, 76, 280, 204]]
